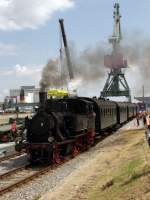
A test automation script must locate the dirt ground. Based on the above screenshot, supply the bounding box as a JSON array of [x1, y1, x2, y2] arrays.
[[40, 124, 150, 200]]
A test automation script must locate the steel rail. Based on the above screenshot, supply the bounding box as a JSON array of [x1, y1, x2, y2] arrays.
[[0, 152, 25, 163], [0, 158, 69, 197], [0, 164, 29, 179]]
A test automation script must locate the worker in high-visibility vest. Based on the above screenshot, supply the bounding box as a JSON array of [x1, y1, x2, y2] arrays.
[[11, 119, 17, 133], [146, 115, 150, 147], [146, 115, 150, 128]]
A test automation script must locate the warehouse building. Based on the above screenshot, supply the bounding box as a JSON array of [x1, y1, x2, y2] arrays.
[[134, 96, 150, 112], [9, 86, 40, 103], [4, 86, 40, 109]]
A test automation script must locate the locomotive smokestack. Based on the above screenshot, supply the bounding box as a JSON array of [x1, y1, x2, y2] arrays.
[[39, 90, 47, 106], [20, 88, 25, 103]]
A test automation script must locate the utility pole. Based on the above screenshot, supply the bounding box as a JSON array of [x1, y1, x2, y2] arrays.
[[142, 85, 145, 103]]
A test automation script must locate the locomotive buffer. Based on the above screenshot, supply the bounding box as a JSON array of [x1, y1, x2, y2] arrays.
[[101, 1, 131, 102]]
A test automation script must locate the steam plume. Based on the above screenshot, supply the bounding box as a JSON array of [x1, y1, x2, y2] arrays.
[[40, 59, 67, 90], [40, 45, 108, 91], [120, 33, 150, 97], [40, 33, 150, 97]]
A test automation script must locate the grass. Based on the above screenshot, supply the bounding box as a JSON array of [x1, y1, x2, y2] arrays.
[[32, 195, 41, 200], [86, 160, 146, 200], [79, 130, 150, 200], [38, 129, 150, 200], [120, 159, 143, 181]]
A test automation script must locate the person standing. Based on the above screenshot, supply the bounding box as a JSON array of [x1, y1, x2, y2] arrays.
[[145, 115, 150, 147], [143, 114, 147, 126], [136, 115, 140, 127], [146, 115, 150, 129]]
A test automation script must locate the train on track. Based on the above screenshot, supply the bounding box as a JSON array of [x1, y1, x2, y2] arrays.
[[15, 91, 137, 164]]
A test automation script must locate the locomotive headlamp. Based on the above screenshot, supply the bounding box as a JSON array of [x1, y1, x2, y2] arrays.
[[48, 137, 54, 143]]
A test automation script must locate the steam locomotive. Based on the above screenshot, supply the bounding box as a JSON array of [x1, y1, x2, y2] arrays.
[[15, 92, 137, 164]]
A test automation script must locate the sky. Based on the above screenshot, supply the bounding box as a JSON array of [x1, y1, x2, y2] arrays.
[[0, 0, 150, 101]]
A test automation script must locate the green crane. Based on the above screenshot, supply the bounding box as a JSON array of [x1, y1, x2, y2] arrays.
[[101, 1, 131, 102]]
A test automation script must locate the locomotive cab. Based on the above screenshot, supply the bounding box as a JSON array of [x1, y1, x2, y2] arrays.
[[46, 98, 95, 138]]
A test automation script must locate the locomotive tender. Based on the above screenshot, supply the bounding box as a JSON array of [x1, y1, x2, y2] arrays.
[[16, 92, 137, 164]]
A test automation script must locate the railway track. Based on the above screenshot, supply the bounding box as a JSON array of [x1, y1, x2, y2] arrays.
[[0, 132, 117, 196], [0, 152, 25, 163], [0, 122, 132, 197], [0, 164, 53, 196]]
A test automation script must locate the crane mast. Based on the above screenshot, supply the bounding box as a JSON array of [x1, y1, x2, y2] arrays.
[[59, 19, 74, 80], [109, 0, 122, 53], [101, 1, 131, 102]]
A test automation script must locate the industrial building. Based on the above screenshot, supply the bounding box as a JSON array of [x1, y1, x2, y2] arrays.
[[9, 86, 40, 103], [4, 86, 40, 109], [134, 97, 150, 112]]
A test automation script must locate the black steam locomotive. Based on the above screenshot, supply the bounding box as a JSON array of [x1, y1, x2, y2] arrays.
[[15, 92, 137, 164]]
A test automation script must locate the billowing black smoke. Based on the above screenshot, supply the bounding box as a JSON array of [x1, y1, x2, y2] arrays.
[[40, 33, 150, 97], [40, 45, 109, 91]]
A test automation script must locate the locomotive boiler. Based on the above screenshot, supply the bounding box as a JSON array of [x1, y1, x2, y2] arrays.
[[21, 92, 96, 163]]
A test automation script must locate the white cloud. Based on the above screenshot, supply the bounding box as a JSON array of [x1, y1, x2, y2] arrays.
[[0, 64, 44, 100], [0, 63, 43, 80], [0, 0, 74, 30], [14, 64, 43, 79]]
